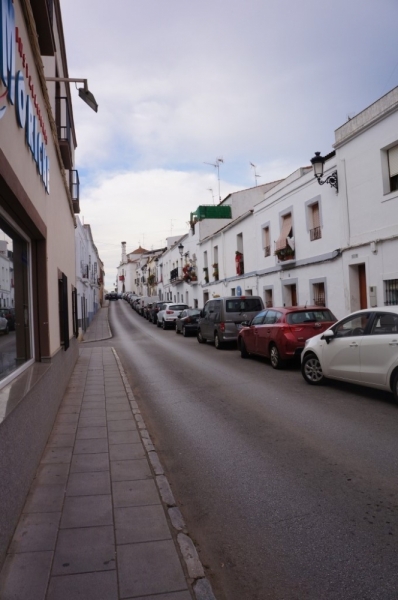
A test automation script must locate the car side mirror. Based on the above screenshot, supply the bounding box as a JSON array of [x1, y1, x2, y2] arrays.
[[241, 320, 250, 327], [322, 330, 335, 344]]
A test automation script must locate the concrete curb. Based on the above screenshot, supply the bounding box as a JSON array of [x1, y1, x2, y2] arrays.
[[111, 347, 218, 600]]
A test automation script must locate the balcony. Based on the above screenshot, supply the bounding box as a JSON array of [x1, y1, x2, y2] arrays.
[[310, 226, 322, 241], [170, 267, 183, 284], [56, 97, 73, 170], [274, 242, 295, 263], [70, 170, 80, 213]]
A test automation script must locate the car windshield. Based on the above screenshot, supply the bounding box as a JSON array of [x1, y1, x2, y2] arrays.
[[286, 310, 336, 324], [226, 299, 263, 313], [169, 305, 188, 311]]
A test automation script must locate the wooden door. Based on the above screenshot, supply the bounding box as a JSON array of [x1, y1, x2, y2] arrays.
[[291, 284, 297, 307], [358, 264, 367, 309]]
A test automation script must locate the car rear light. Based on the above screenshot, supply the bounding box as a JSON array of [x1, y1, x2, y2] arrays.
[[166, 310, 173, 314], [186, 317, 191, 323], [220, 322, 225, 332]]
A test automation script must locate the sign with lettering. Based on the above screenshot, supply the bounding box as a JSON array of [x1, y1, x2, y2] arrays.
[[0, 0, 50, 193]]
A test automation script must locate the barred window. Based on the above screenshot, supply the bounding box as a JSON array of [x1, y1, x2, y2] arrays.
[[384, 279, 398, 305]]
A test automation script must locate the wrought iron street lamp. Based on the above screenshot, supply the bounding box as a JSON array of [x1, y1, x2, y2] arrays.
[[310, 152, 338, 192], [178, 243, 184, 256]]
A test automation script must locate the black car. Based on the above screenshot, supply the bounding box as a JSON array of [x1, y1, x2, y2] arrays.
[[175, 309, 201, 336], [108, 292, 118, 300], [149, 302, 166, 324]]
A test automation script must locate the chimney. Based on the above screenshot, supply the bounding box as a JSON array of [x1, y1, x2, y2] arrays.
[[121, 241, 127, 264]]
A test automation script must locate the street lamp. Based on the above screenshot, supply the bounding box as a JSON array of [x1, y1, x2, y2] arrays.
[[178, 243, 184, 256], [310, 152, 338, 192], [45, 78, 98, 112]]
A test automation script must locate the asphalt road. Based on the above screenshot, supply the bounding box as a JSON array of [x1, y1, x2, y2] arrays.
[[99, 300, 398, 600]]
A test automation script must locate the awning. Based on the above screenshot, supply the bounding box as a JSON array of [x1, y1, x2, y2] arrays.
[[275, 214, 292, 251]]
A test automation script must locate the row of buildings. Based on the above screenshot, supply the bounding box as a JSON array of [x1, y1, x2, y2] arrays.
[[117, 87, 398, 320], [0, 0, 103, 565]]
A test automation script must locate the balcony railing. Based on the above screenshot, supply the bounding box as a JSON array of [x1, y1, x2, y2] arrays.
[[70, 169, 80, 213], [170, 267, 183, 284], [55, 97, 73, 169], [310, 226, 322, 241]]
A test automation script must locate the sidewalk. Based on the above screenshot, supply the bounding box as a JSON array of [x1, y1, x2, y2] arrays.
[[82, 300, 112, 343], [0, 314, 216, 599]]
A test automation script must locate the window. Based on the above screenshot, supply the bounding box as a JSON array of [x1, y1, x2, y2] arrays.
[[0, 217, 32, 381], [226, 298, 263, 312], [313, 282, 325, 306], [384, 279, 398, 305], [334, 313, 371, 337], [231, 288, 236, 296], [265, 288, 273, 308], [58, 272, 70, 350], [309, 202, 321, 240], [264, 310, 281, 325], [371, 312, 398, 335], [275, 213, 294, 260], [388, 145, 398, 192], [263, 226, 271, 257], [252, 312, 266, 325]]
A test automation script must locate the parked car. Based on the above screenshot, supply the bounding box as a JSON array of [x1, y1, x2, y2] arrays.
[[0, 313, 9, 334], [175, 309, 201, 336], [157, 303, 189, 329], [197, 296, 264, 349], [237, 306, 337, 368], [0, 308, 15, 331], [301, 307, 398, 401], [149, 301, 166, 324], [108, 291, 118, 300]]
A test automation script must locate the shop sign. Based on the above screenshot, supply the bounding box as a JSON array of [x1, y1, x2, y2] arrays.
[[0, 0, 50, 193]]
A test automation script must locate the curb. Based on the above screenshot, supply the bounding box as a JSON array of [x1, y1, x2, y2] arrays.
[[111, 347, 218, 600]]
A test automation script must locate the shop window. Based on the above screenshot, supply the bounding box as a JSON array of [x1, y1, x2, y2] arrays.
[[0, 216, 32, 382]]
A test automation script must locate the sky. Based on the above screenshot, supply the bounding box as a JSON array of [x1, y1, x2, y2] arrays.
[[60, 0, 398, 289]]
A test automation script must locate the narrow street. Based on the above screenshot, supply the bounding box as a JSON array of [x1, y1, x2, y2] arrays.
[[84, 300, 398, 600]]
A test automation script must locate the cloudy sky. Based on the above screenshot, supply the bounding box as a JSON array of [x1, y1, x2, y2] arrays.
[[61, 0, 397, 288]]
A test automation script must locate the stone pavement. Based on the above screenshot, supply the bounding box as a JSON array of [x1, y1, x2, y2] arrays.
[[82, 300, 112, 343], [0, 345, 216, 600]]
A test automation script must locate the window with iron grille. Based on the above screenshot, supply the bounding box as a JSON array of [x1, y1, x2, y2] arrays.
[[263, 226, 271, 257], [265, 288, 273, 308], [309, 202, 321, 241], [313, 282, 326, 306], [384, 279, 398, 305]]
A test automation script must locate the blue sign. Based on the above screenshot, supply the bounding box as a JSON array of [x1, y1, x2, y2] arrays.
[[236, 286, 242, 297], [1, 0, 50, 193]]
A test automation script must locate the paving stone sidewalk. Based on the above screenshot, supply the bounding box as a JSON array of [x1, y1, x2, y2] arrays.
[[0, 347, 213, 600], [82, 300, 112, 343]]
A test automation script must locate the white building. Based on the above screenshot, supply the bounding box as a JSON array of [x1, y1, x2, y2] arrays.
[[155, 87, 398, 318], [75, 217, 103, 337]]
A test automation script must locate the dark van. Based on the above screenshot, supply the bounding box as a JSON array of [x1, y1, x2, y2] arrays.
[[197, 296, 264, 349]]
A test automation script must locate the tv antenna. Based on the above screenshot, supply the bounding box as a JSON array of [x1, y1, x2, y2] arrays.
[[207, 188, 215, 204], [250, 162, 261, 186], [204, 157, 224, 202]]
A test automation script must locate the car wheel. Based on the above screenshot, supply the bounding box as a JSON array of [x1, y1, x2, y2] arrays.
[[239, 339, 249, 358], [162, 320, 167, 330], [392, 370, 398, 403], [197, 330, 206, 344], [269, 344, 283, 369], [182, 326, 188, 337], [214, 332, 224, 350], [301, 353, 325, 385]]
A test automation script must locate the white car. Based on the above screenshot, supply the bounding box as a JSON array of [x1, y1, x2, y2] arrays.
[[157, 303, 189, 330], [301, 307, 398, 401], [0, 314, 8, 334]]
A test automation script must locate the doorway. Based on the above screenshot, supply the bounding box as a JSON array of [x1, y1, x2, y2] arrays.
[[349, 263, 367, 311]]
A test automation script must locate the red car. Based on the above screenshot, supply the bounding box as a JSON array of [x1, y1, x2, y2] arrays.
[[237, 306, 337, 369]]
